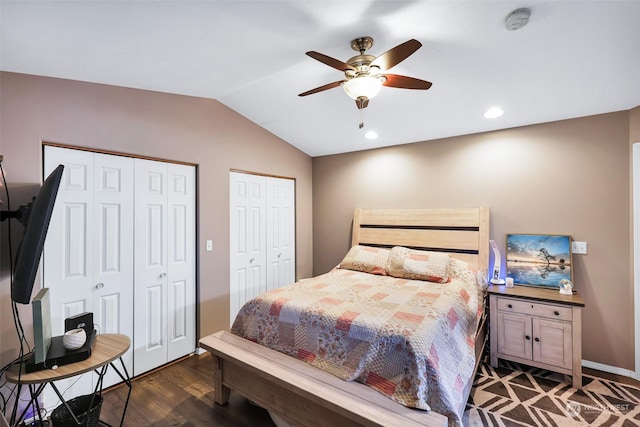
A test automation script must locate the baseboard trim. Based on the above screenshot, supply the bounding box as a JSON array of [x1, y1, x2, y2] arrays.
[[582, 359, 634, 378]]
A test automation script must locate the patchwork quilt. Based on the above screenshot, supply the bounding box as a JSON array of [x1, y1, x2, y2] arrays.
[[231, 259, 483, 426]]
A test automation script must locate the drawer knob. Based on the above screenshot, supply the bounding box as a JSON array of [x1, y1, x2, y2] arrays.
[[554, 310, 560, 316], [535, 337, 540, 342], [525, 335, 531, 340], [507, 304, 513, 309]]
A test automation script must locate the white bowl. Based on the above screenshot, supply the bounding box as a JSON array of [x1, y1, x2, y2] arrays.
[[63, 328, 87, 350]]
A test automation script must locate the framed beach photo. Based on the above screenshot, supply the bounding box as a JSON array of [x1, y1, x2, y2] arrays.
[[505, 234, 572, 288]]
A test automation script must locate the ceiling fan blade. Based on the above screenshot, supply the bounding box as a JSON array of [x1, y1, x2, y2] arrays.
[[382, 74, 432, 90], [370, 39, 422, 71], [298, 80, 345, 97], [306, 51, 356, 72]]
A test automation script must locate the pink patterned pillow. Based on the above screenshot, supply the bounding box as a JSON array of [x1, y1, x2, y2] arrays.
[[339, 245, 390, 276], [386, 246, 451, 283]]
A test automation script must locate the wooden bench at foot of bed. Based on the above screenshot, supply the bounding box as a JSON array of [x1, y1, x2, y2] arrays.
[[199, 331, 448, 427]]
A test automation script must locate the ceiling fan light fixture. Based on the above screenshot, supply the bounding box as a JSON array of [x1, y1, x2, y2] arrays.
[[343, 76, 383, 100]]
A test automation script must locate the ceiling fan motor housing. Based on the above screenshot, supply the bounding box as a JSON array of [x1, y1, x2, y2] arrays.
[[345, 54, 377, 78]]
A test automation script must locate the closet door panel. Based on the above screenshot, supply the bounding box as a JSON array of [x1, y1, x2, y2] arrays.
[[167, 164, 196, 361], [134, 159, 168, 376], [146, 284, 164, 348], [92, 153, 134, 387], [43, 147, 96, 410], [93, 154, 134, 331], [229, 172, 266, 326], [63, 202, 89, 279], [44, 147, 95, 335], [266, 177, 295, 291]]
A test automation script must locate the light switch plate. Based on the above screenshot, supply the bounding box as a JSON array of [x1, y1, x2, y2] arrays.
[[206, 240, 213, 251], [572, 241, 587, 254]]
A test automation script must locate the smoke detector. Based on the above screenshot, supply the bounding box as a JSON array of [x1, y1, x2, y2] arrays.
[[505, 8, 531, 31]]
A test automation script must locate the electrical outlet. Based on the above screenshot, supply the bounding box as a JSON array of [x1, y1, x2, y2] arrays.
[[572, 241, 587, 254]]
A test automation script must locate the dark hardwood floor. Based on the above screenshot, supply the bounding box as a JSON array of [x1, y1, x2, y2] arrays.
[[100, 353, 276, 426], [100, 350, 640, 426]]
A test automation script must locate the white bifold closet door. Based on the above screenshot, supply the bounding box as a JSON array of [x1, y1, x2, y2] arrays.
[[43, 146, 196, 407], [133, 159, 196, 375], [43, 146, 135, 407], [265, 177, 295, 290], [229, 171, 295, 326]]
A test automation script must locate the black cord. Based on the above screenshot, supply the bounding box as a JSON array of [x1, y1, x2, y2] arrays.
[[0, 159, 17, 419], [0, 159, 34, 422], [0, 162, 12, 285], [0, 161, 25, 350]]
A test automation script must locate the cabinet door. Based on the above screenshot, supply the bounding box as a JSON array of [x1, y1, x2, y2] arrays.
[[497, 312, 532, 360], [532, 318, 572, 369]]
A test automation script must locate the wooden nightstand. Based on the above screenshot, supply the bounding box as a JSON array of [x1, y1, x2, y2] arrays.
[[487, 285, 585, 389]]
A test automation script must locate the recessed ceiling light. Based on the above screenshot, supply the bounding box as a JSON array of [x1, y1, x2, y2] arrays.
[[484, 107, 504, 119], [365, 130, 378, 140]]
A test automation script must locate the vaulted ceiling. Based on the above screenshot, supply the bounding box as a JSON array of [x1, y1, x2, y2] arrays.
[[2, 1, 639, 156]]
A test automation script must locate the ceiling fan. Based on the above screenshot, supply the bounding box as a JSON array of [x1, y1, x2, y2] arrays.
[[298, 36, 433, 128]]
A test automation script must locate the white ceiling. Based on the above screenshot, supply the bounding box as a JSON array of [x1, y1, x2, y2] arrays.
[[2, 1, 640, 157]]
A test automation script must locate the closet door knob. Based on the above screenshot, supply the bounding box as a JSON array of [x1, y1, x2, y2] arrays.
[[250, 258, 255, 263], [160, 273, 167, 278], [534, 337, 540, 342], [278, 253, 282, 258], [525, 335, 530, 340], [95, 283, 104, 289]]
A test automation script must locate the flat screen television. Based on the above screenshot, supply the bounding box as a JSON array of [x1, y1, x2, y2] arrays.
[[11, 164, 64, 304]]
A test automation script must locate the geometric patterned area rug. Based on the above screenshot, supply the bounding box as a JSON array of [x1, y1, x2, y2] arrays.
[[463, 360, 640, 426]]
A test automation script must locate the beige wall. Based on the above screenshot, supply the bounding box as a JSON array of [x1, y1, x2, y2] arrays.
[[0, 72, 313, 366], [313, 111, 633, 370], [2, 70, 637, 373], [630, 106, 640, 143]]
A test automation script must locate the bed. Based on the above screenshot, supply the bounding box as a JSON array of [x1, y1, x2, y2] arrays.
[[200, 207, 490, 427]]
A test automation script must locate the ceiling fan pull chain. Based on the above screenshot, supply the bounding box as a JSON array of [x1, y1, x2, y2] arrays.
[[359, 108, 364, 129]]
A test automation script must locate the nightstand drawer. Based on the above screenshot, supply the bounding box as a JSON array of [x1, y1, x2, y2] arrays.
[[496, 297, 572, 321]]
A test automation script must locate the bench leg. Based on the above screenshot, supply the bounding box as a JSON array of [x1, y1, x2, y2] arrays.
[[212, 354, 230, 405]]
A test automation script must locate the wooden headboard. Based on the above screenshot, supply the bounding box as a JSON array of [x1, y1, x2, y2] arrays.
[[352, 207, 490, 271]]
